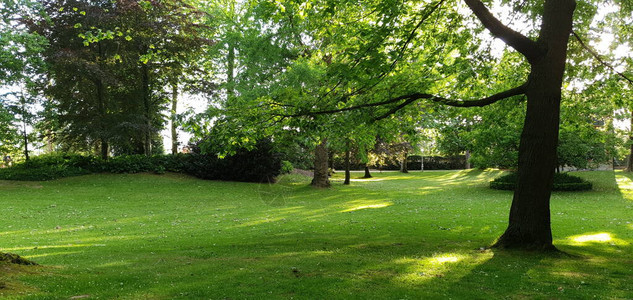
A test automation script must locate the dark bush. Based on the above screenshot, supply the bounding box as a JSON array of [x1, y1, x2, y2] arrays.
[[490, 172, 592, 191], [0, 141, 282, 183]]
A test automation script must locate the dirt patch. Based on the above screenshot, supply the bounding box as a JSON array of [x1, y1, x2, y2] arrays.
[[292, 169, 313, 177], [0, 253, 38, 266]]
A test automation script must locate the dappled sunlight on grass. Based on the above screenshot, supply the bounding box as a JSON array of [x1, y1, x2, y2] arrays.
[[341, 202, 392, 212], [1, 243, 108, 252], [23, 251, 82, 259], [565, 232, 630, 246], [615, 173, 633, 200], [393, 251, 493, 285], [1, 171, 632, 298]]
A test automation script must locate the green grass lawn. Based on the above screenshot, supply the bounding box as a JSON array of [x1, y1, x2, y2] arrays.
[[1, 169, 631, 299]]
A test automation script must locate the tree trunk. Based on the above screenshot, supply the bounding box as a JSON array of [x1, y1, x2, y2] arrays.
[[311, 139, 331, 188], [96, 77, 108, 160], [141, 62, 152, 156], [171, 83, 179, 155], [363, 164, 372, 178], [465, 150, 471, 169], [493, 0, 575, 251], [328, 149, 335, 175], [400, 150, 408, 173], [22, 120, 29, 161], [344, 140, 351, 185], [627, 112, 633, 172]]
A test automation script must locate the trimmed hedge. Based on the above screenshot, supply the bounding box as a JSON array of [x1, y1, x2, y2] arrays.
[[490, 172, 592, 191], [0, 140, 281, 183]]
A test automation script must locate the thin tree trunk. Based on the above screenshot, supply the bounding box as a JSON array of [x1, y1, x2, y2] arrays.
[[141, 62, 151, 156], [344, 140, 351, 185], [328, 149, 335, 175], [96, 77, 108, 160], [493, 0, 575, 251], [22, 118, 29, 161], [363, 164, 372, 178], [311, 139, 330, 188], [171, 83, 179, 155]]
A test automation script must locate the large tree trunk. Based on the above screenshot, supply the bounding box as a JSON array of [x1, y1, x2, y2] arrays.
[[171, 83, 179, 155], [311, 139, 331, 188], [344, 140, 351, 185], [363, 164, 372, 178], [493, 0, 575, 251]]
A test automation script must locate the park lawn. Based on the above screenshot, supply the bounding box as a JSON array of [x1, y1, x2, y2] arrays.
[[0, 169, 631, 299]]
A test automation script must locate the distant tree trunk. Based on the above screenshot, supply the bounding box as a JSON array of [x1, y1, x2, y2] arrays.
[[141, 62, 152, 156], [344, 140, 351, 185], [22, 119, 29, 161], [363, 164, 372, 178], [95, 77, 108, 160], [627, 113, 633, 172], [400, 150, 408, 173], [465, 150, 471, 169], [328, 149, 335, 175], [171, 83, 179, 155], [492, 0, 575, 251], [311, 139, 330, 188]]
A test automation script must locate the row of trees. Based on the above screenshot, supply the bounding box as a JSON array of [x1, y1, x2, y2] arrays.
[[2, 0, 632, 251]]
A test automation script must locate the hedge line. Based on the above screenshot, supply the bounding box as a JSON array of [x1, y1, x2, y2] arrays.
[[490, 172, 592, 191], [0, 141, 281, 183]]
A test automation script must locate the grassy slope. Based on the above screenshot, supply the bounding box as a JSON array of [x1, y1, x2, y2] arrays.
[[0, 170, 631, 299]]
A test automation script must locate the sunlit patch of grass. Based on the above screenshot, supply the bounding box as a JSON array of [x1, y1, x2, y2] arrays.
[[340, 202, 392, 212], [0, 170, 632, 298]]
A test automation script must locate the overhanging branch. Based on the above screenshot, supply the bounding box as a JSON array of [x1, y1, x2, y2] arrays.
[[572, 30, 633, 85], [284, 82, 528, 119], [464, 0, 543, 63]]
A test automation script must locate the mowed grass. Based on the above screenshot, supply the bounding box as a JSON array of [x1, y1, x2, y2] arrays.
[[0, 169, 631, 299]]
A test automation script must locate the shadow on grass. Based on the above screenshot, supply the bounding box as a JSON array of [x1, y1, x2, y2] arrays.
[[2, 170, 632, 298]]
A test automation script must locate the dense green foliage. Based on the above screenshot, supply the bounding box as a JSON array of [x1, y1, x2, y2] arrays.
[[0, 140, 281, 182], [1, 170, 631, 298], [491, 172, 593, 191]]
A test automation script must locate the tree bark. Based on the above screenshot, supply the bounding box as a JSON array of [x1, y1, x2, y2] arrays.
[[96, 78, 108, 160], [141, 62, 152, 156], [22, 118, 29, 161], [311, 139, 331, 188], [492, 0, 576, 251], [363, 164, 372, 178], [465, 150, 471, 169], [171, 83, 179, 155], [344, 140, 351, 185], [400, 150, 408, 173]]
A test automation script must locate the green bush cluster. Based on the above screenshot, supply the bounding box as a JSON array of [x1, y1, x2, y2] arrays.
[[0, 141, 281, 183], [490, 172, 592, 191], [280, 161, 294, 174]]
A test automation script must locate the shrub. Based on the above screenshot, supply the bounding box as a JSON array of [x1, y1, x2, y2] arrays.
[[280, 161, 294, 174], [0, 153, 96, 181], [0, 140, 282, 183], [490, 172, 592, 191]]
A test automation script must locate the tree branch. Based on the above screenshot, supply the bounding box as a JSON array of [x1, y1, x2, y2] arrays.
[[463, 0, 543, 63], [284, 83, 527, 118], [572, 30, 633, 85]]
